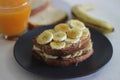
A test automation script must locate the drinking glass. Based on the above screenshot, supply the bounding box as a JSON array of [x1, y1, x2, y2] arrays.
[[0, 0, 31, 40]]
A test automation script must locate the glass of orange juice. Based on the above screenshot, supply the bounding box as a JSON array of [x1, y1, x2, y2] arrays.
[[0, 0, 31, 40]]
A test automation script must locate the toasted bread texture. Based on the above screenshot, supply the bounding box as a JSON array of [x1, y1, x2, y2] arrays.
[[28, 6, 68, 30], [33, 49, 94, 66]]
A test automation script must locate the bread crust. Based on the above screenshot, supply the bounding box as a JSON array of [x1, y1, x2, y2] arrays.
[[28, 14, 68, 30], [33, 49, 94, 66], [30, 0, 51, 16]]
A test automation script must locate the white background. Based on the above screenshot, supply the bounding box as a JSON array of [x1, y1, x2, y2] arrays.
[[0, 0, 120, 80]]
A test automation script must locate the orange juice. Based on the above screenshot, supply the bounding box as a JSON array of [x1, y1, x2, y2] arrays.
[[0, 0, 31, 36]]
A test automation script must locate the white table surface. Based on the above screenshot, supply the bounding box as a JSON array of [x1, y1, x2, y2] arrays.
[[0, 0, 120, 80]]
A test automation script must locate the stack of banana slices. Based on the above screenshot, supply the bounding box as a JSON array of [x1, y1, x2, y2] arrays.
[[33, 19, 94, 66]]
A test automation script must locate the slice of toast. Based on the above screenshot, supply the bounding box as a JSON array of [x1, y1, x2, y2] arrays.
[[30, 0, 51, 16], [28, 6, 68, 30]]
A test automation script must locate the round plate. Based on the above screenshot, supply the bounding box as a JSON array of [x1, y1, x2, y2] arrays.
[[14, 25, 113, 79]]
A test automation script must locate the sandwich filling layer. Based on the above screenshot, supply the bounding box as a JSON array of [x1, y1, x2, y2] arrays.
[[33, 42, 93, 59]]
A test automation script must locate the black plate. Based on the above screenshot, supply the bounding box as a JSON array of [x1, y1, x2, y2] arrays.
[[14, 25, 113, 79]]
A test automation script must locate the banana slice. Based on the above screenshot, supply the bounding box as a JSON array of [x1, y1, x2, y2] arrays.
[[36, 31, 53, 44], [62, 55, 71, 59], [50, 41, 66, 49], [33, 45, 41, 51], [67, 20, 85, 30], [82, 42, 93, 52], [81, 28, 90, 39], [45, 29, 55, 33], [54, 23, 71, 32], [77, 50, 83, 56], [65, 38, 80, 43], [53, 31, 67, 41], [67, 28, 83, 39], [44, 53, 58, 59]]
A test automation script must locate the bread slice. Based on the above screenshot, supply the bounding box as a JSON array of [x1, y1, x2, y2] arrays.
[[33, 35, 91, 56], [28, 6, 68, 30], [30, 0, 51, 16], [33, 48, 94, 66]]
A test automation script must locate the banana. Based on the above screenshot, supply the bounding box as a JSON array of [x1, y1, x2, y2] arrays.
[[82, 42, 93, 52], [76, 50, 83, 56], [81, 28, 90, 39], [50, 41, 66, 49], [62, 50, 83, 59], [67, 28, 82, 39], [67, 19, 85, 30], [45, 29, 55, 33], [53, 31, 67, 41], [65, 38, 79, 43], [72, 5, 114, 34], [33, 45, 41, 51], [72, 50, 83, 58], [36, 31, 53, 44], [78, 4, 94, 11], [54, 23, 71, 32], [62, 55, 71, 59], [72, 52, 79, 58], [44, 53, 58, 59]]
